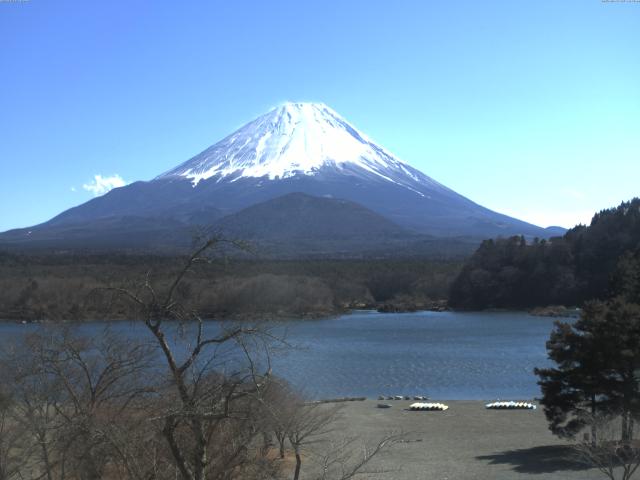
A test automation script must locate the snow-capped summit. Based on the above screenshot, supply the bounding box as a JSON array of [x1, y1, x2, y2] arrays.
[[0, 102, 563, 253], [158, 102, 443, 196]]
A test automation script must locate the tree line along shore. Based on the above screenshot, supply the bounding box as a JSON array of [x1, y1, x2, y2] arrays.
[[0, 253, 460, 322], [1, 198, 638, 323]]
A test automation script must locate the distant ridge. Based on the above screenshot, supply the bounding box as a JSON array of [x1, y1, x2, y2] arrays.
[[215, 192, 407, 240]]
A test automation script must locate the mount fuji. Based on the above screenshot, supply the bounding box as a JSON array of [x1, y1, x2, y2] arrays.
[[0, 102, 563, 255]]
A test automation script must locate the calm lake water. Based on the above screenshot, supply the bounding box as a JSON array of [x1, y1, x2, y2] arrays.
[[0, 310, 565, 400]]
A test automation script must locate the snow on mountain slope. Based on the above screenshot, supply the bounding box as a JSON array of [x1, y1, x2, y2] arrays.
[[0, 101, 564, 253], [158, 102, 444, 196]]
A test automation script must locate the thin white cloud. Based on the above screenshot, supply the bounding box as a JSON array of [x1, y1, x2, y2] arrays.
[[82, 174, 127, 196]]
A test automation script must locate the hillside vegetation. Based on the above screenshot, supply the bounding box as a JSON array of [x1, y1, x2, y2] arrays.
[[0, 253, 460, 321], [450, 198, 640, 309]]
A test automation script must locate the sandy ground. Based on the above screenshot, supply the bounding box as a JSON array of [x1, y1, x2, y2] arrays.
[[303, 400, 605, 480]]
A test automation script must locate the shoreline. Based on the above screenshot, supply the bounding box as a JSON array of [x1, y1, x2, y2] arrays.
[[314, 399, 601, 479], [0, 304, 580, 324]]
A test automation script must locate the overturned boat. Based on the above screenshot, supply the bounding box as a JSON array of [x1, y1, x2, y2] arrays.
[[409, 402, 449, 411], [485, 401, 536, 410]]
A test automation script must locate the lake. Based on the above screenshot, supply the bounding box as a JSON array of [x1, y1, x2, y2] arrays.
[[0, 310, 565, 400]]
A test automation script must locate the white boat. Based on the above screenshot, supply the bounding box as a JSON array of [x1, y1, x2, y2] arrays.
[[409, 402, 449, 411], [485, 401, 536, 410]]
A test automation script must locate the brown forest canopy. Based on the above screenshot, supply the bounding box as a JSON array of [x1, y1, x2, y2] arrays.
[[0, 254, 461, 321]]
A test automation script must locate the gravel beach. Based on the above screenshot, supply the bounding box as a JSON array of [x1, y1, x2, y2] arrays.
[[305, 399, 605, 480]]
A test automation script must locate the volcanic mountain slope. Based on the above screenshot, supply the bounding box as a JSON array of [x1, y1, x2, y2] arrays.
[[212, 192, 483, 258], [213, 192, 410, 256], [0, 102, 563, 253], [216, 193, 405, 240]]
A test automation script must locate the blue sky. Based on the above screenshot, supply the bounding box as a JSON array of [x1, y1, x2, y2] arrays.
[[0, 0, 638, 231]]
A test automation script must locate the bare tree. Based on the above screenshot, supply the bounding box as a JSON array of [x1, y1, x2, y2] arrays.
[[109, 238, 278, 480], [1, 327, 161, 480], [259, 378, 298, 459], [36, 329, 156, 480], [0, 387, 32, 480], [259, 380, 401, 480], [286, 402, 342, 480], [574, 414, 640, 480], [312, 433, 403, 480], [1, 335, 66, 480]]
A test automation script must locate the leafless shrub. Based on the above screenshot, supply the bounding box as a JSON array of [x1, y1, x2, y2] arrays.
[[574, 414, 640, 480], [312, 433, 403, 480], [0, 327, 162, 480], [0, 387, 32, 480], [287, 402, 342, 480]]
